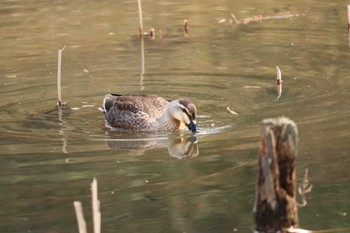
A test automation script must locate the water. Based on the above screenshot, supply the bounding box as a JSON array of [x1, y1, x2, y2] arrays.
[[1, 0, 350, 232]]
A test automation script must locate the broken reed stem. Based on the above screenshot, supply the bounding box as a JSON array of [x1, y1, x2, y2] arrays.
[[347, 5, 350, 29], [137, 0, 145, 77], [91, 178, 101, 233], [140, 33, 145, 76], [276, 65, 282, 100], [184, 19, 189, 37], [227, 12, 301, 27], [137, 0, 144, 36], [73, 201, 87, 233], [57, 45, 66, 107], [348, 5, 350, 46]]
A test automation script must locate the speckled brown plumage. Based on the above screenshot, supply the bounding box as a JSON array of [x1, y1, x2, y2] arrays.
[[102, 93, 199, 133]]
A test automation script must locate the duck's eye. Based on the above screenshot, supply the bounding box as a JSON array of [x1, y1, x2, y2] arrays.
[[180, 107, 187, 113], [179, 107, 192, 120]]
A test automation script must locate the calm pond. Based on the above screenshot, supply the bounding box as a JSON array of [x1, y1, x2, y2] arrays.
[[0, 0, 349, 232]]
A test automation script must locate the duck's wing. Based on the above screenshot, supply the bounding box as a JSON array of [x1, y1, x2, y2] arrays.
[[104, 94, 169, 118], [136, 94, 170, 118]]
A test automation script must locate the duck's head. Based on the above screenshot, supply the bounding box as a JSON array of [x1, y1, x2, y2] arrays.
[[169, 99, 199, 133]]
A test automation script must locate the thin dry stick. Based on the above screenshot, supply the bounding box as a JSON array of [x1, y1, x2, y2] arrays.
[[314, 227, 350, 233], [228, 12, 301, 27], [137, 0, 144, 36], [285, 228, 311, 233], [276, 65, 282, 99], [91, 178, 101, 233], [347, 5, 350, 29], [184, 19, 189, 37], [140, 33, 145, 76], [226, 106, 238, 115], [57, 45, 66, 107], [347, 5, 350, 46], [137, 0, 145, 79], [73, 201, 87, 233]]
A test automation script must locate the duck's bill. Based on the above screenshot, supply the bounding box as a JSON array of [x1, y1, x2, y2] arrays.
[[186, 121, 200, 133]]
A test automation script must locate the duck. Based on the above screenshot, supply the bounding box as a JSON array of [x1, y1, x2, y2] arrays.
[[102, 93, 199, 133]]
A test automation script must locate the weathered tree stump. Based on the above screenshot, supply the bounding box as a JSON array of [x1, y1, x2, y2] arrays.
[[254, 117, 299, 233]]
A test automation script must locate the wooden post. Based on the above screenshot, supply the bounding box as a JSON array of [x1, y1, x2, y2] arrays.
[[254, 117, 299, 233]]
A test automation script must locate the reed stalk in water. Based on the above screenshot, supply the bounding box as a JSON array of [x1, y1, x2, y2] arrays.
[[276, 65, 282, 100], [91, 178, 101, 233], [137, 0, 145, 79], [57, 45, 66, 107], [73, 201, 87, 233], [73, 178, 101, 233], [184, 19, 188, 37], [137, 0, 144, 36], [347, 5, 350, 29]]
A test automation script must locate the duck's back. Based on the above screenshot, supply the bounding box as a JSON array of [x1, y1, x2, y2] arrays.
[[103, 94, 169, 131]]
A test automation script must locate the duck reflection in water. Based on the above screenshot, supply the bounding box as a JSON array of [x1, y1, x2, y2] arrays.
[[104, 132, 199, 159], [101, 93, 200, 158]]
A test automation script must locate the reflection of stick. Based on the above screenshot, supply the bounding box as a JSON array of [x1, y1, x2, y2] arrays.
[[57, 97, 69, 153], [57, 45, 66, 107], [137, 0, 144, 36], [73, 201, 87, 233], [276, 65, 282, 100], [59, 127, 68, 153], [297, 168, 313, 207], [92, 178, 101, 233]]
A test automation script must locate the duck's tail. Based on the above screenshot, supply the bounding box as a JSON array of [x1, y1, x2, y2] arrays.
[[102, 94, 117, 113]]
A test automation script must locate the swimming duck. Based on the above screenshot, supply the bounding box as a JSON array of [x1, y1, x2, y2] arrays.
[[102, 93, 199, 133]]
